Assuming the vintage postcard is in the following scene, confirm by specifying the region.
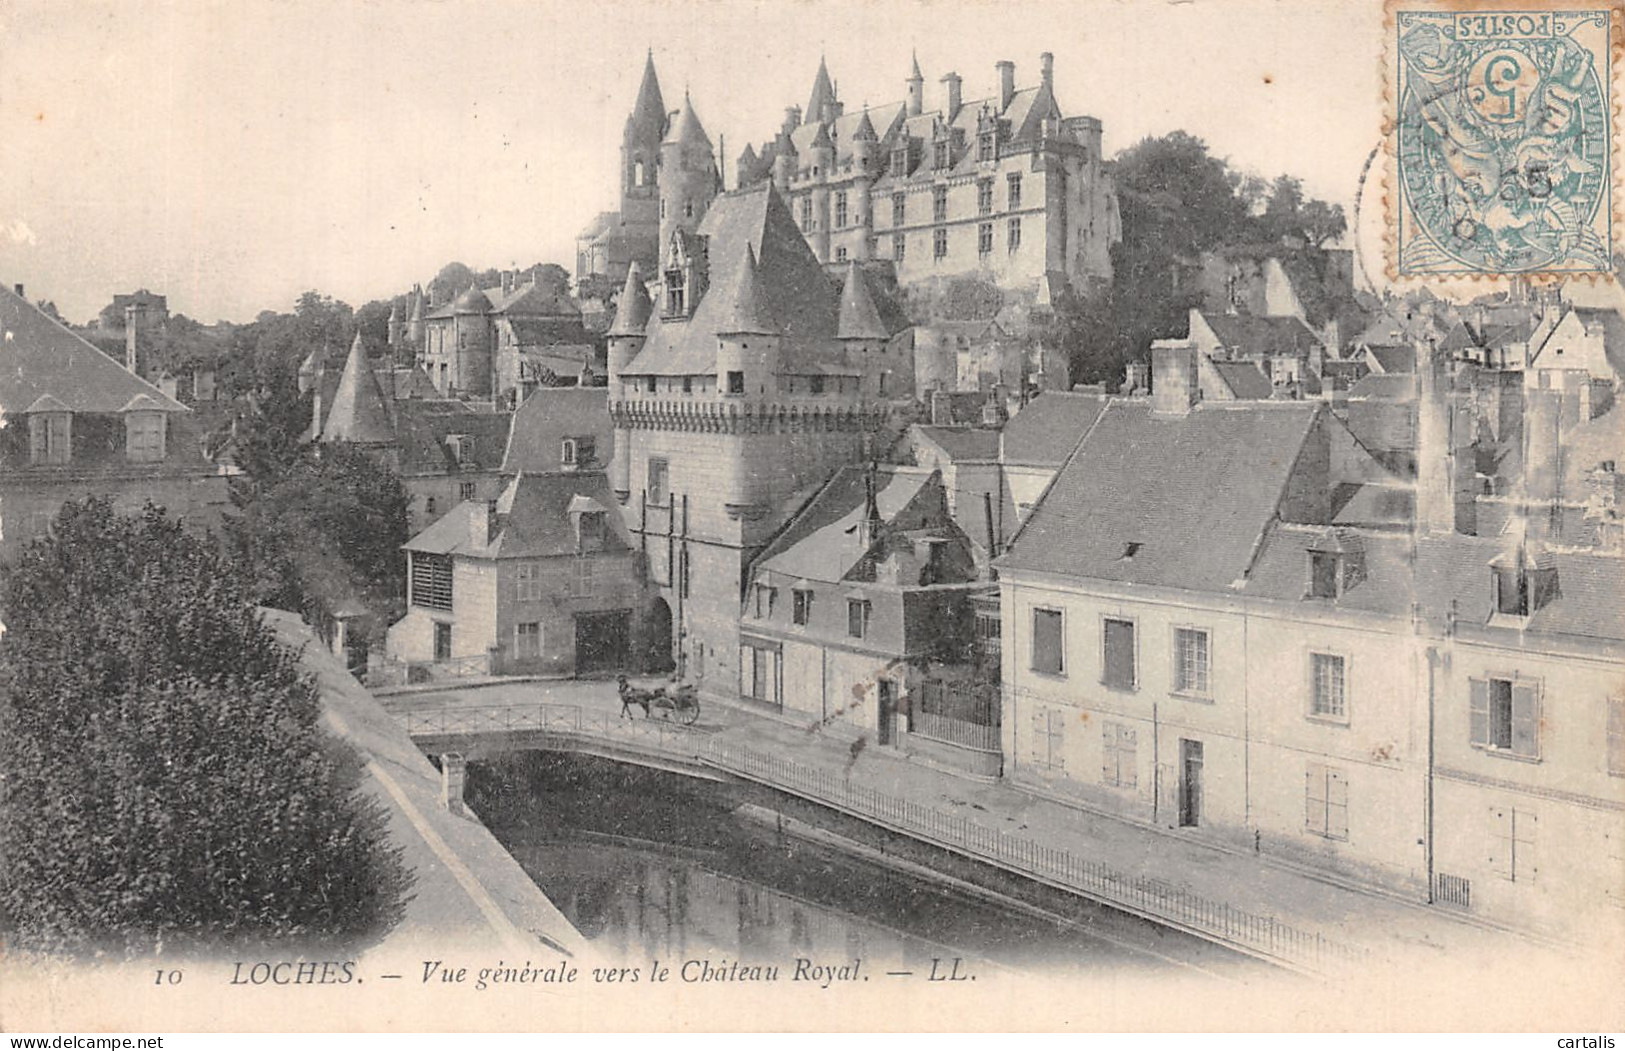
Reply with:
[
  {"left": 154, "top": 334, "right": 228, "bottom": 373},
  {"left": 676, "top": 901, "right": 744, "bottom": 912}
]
[{"left": 1, "top": 0, "right": 1622, "bottom": 1037}]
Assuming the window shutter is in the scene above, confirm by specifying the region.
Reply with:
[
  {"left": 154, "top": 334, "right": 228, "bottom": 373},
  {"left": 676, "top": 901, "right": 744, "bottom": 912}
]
[
  {"left": 1306, "top": 764, "right": 1326, "bottom": 832},
  {"left": 1511, "top": 682, "right": 1540, "bottom": 758},
  {"left": 1049, "top": 709, "right": 1067, "bottom": 770},
  {"left": 1468, "top": 678, "right": 1490, "bottom": 748},
  {"left": 1515, "top": 810, "right": 1538, "bottom": 882},
  {"left": 1327, "top": 769, "right": 1349, "bottom": 839},
  {"left": 1488, "top": 806, "right": 1511, "bottom": 878}
]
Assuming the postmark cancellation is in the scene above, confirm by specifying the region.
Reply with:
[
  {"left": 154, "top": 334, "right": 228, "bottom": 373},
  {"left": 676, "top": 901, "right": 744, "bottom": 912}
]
[{"left": 1388, "top": 1, "right": 1623, "bottom": 280}]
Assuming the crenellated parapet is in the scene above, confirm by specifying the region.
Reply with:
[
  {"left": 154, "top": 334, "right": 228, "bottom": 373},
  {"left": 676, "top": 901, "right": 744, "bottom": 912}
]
[{"left": 609, "top": 396, "right": 890, "bottom": 435}]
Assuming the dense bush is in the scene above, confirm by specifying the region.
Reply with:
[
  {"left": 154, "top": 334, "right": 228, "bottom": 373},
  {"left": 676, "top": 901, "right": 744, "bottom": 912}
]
[{"left": 0, "top": 499, "right": 411, "bottom": 957}]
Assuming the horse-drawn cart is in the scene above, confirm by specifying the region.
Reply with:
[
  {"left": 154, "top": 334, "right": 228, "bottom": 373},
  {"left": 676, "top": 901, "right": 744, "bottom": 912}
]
[{"left": 616, "top": 675, "right": 701, "bottom": 725}]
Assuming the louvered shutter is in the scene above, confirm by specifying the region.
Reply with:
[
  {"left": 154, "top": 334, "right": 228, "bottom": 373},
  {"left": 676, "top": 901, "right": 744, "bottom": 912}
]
[
  {"left": 1511, "top": 682, "right": 1540, "bottom": 758},
  {"left": 1469, "top": 678, "right": 1490, "bottom": 748}
]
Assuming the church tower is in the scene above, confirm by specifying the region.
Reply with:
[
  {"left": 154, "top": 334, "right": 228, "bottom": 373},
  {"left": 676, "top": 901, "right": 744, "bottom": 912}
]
[
  {"left": 622, "top": 50, "right": 667, "bottom": 236},
  {"left": 658, "top": 92, "right": 719, "bottom": 255}
]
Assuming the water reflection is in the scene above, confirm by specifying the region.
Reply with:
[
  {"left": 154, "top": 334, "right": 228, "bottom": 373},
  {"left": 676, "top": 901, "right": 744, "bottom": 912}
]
[{"left": 474, "top": 753, "right": 1212, "bottom": 977}]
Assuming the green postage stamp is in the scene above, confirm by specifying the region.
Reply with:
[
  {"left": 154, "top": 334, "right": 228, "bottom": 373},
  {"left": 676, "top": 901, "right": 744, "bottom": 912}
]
[{"left": 1390, "top": 1, "right": 1622, "bottom": 278}]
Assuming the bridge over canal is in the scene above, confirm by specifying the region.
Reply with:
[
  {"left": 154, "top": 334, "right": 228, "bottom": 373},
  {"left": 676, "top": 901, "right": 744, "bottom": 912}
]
[{"left": 398, "top": 700, "right": 1365, "bottom": 977}]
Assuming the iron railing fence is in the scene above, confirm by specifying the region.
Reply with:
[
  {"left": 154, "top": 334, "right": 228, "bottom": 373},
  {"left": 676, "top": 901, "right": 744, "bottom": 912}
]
[{"left": 400, "top": 701, "right": 1368, "bottom": 973}]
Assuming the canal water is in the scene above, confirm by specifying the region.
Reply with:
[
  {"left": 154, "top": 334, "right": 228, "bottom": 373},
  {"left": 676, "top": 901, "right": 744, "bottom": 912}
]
[{"left": 469, "top": 753, "right": 1225, "bottom": 978}]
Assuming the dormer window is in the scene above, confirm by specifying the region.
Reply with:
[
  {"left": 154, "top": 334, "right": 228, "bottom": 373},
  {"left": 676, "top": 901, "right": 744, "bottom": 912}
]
[
  {"left": 664, "top": 268, "right": 685, "bottom": 317},
  {"left": 561, "top": 436, "right": 596, "bottom": 470},
  {"left": 125, "top": 411, "right": 165, "bottom": 463},
  {"left": 445, "top": 434, "right": 471, "bottom": 464},
  {"left": 28, "top": 410, "right": 71, "bottom": 466},
  {"left": 577, "top": 510, "right": 605, "bottom": 552},
  {"left": 891, "top": 146, "right": 910, "bottom": 176},
  {"left": 1306, "top": 533, "right": 1367, "bottom": 600},
  {"left": 933, "top": 139, "right": 950, "bottom": 169},
  {"left": 1492, "top": 557, "right": 1558, "bottom": 618},
  {"left": 977, "top": 131, "right": 996, "bottom": 162}
]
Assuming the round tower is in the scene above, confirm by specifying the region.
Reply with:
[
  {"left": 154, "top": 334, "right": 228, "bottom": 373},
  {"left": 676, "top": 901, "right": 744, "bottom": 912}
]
[
  {"left": 659, "top": 93, "right": 719, "bottom": 254},
  {"left": 606, "top": 264, "right": 653, "bottom": 500},
  {"left": 451, "top": 283, "right": 493, "bottom": 396},
  {"left": 808, "top": 121, "right": 835, "bottom": 262}
]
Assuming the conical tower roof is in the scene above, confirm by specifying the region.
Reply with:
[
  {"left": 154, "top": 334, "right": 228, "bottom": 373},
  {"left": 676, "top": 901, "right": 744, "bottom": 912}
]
[
  {"left": 837, "top": 261, "right": 888, "bottom": 341},
  {"left": 627, "top": 49, "right": 667, "bottom": 137},
  {"left": 667, "top": 92, "right": 712, "bottom": 150},
  {"left": 853, "top": 109, "right": 878, "bottom": 141},
  {"left": 715, "top": 245, "right": 777, "bottom": 335},
  {"left": 810, "top": 121, "right": 834, "bottom": 150},
  {"left": 408, "top": 289, "right": 423, "bottom": 321},
  {"left": 608, "top": 263, "right": 653, "bottom": 337},
  {"left": 909, "top": 50, "right": 923, "bottom": 81},
  {"left": 321, "top": 331, "right": 396, "bottom": 444},
  {"left": 807, "top": 56, "right": 836, "bottom": 123}
]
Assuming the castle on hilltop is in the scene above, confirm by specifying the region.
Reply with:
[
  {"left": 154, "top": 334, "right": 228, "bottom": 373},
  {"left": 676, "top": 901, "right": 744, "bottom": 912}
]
[{"left": 578, "top": 50, "right": 1121, "bottom": 308}]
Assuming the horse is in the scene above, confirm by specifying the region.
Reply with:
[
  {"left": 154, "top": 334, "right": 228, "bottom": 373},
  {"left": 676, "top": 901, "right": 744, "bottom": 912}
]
[{"left": 616, "top": 674, "right": 655, "bottom": 719}]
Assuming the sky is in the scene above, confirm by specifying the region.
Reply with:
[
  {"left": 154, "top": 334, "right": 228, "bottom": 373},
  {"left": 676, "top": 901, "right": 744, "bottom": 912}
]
[{"left": 0, "top": 0, "right": 1385, "bottom": 325}]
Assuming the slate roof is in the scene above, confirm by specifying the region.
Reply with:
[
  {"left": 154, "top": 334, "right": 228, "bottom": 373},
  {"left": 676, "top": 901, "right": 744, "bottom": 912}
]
[
  {"left": 1367, "top": 345, "right": 1416, "bottom": 374},
  {"left": 914, "top": 425, "right": 1000, "bottom": 462},
  {"left": 500, "top": 386, "right": 613, "bottom": 474},
  {"left": 1242, "top": 523, "right": 1415, "bottom": 615},
  {"left": 395, "top": 403, "right": 512, "bottom": 475},
  {"left": 1415, "top": 536, "right": 1625, "bottom": 642},
  {"left": 999, "top": 390, "right": 1107, "bottom": 466},
  {"left": 1208, "top": 359, "right": 1274, "bottom": 400},
  {"left": 608, "top": 263, "right": 653, "bottom": 336},
  {"left": 997, "top": 401, "right": 1323, "bottom": 591},
  {"left": 1196, "top": 311, "right": 1321, "bottom": 356},
  {"left": 404, "top": 470, "right": 634, "bottom": 560},
  {"left": 319, "top": 334, "right": 396, "bottom": 444},
  {"left": 623, "top": 184, "right": 842, "bottom": 377},
  {"left": 1571, "top": 306, "right": 1625, "bottom": 378},
  {"left": 756, "top": 465, "right": 963, "bottom": 584},
  {"left": 836, "top": 262, "right": 889, "bottom": 340},
  {"left": 501, "top": 316, "right": 593, "bottom": 348},
  {"left": 0, "top": 284, "right": 188, "bottom": 415}
]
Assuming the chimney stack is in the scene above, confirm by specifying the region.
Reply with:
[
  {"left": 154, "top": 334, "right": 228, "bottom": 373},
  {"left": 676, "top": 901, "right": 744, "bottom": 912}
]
[
  {"left": 1524, "top": 387, "right": 1564, "bottom": 512},
  {"left": 471, "top": 499, "right": 500, "bottom": 548},
  {"left": 12, "top": 283, "right": 22, "bottom": 298},
  {"left": 942, "top": 72, "right": 962, "bottom": 121},
  {"left": 1150, "top": 341, "right": 1199, "bottom": 415},
  {"left": 931, "top": 388, "right": 952, "bottom": 426},
  {"left": 784, "top": 106, "right": 802, "bottom": 135},
  {"left": 996, "top": 60, "right": 1016, "bottom": 110},
  {"left": 1040, "top": 52, "right": 1054, "bottom": 89}
]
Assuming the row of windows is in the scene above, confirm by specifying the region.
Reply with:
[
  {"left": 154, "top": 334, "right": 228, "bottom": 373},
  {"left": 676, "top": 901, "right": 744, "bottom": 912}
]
[
  {"left": 515, "top": 553, "right": 598, "bottom": 601},
  {"left": 757, "top": 584, "right": 875, "bottom": 641},
  {"left": 1026, "top": 608, "right": 1625, "bottom": 772},
  {"left": 886, "top": 174, "right": 1022, "bottom": 228},
  {"left": 1030, "top": 609, "right": 1347, "bottom": 721},
  {"left": 900, "top": 219, "right": 1022, "bottom": 263}
]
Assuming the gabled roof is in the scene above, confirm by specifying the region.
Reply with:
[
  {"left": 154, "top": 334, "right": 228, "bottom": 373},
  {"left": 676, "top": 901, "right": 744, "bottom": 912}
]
[
  {"left": 1367, "top": 345, "right": 1416, "bottom": 374},
  {"left": 500, "top": 386, "right": 613, "bottom": 474},
  {"left": 404, "top": 471, "right": 634, "bottom": 559},
  {"left": 836, "top": 262, "right": 888, "bottom": 340},
  {"left": 997, "top": 401, "right": 1323, "bottom": 591},
  {"left": 913, "top": 425, "right": 1000, "bottom": 462},
  {"left": 624, "top": 184, "right": 841, "bottom": 376},
  {"left": 0, "top": 284, "right": 187, "bottom": 415},
  {"left": 320, "top": 333, "right": 396, "bottom": 444},
  {"left": 499, "top": 315, "right": 593, "bottom": 348},
  {"left": 757, "top": 465, "right": 959, "bottom": 584},
  {"left": 999, "top": 390, "right": 1107, "bottom": 467},
  {"left": 394, "top": 402, "right": 511, "bottom": 475},
  {"left": 1208, "top": 359, "right": 1274, "bottom": 400},
  {"left": 1196, "top": 310, "right": 1321, "bottom": 356}
]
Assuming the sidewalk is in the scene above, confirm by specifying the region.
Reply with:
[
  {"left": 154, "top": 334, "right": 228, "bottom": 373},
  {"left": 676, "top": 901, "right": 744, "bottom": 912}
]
[{"left": 382, "top": 675, "right": 1570, "bottom": 967}]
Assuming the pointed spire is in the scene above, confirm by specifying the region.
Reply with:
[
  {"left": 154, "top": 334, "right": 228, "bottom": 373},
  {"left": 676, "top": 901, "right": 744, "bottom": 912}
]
[
  {"left": 608, "top": 263, "right": 653, "bottom": 337},
  {"left": 810, "top": 121, "right": 834, "bottom": 151},
  {"left": 668, "top": 93, "right": 712, "bottom": 150},
  {"left": 628, "top": 48, "right": 666, "bottom": 136},
  {"left": 838, "top": 262, "right": 889, "bottom": 341},
  {"left": 409, "top": 289, "right": 423, "bottom": 321},
  {"left": 321, "top": 331, "right": 395, "bottom": 444},
  {"left": 807, "top": 56, "right": 836, "bottom": 125},
  {"left": 715, "top": 245, "right": 777, "bottom": 335},
  {"left": 388, "top": 300, "right": 401, "bottom": 322},
  {"left": 853, "top": 109, "right": 878, "bottom": 142},
  {"left": 910, "top": 50, "right": 923, "bottom": 81}
]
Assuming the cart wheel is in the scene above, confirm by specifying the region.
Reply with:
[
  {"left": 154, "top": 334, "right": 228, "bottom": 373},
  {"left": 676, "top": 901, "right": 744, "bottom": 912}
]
[{"left": 680, "top": 701, "right": 700, "bottom": 725}]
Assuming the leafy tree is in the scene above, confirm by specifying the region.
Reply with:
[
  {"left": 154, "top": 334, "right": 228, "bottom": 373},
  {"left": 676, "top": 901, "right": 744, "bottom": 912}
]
[
  {"left": 0, "top": 499, "right": 411, "bottom": 957},
  {"left": 428, "top": 262, "right": 476, "bottom": 305},
  {"left": 225, "top": 443, "right": 410, "bottom": 632}
]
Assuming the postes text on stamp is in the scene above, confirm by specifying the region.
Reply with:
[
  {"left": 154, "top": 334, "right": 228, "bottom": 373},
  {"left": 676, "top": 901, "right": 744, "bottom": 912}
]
[{"left": 1391, "top": 4, "right": 1618, "bottom": 278}]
